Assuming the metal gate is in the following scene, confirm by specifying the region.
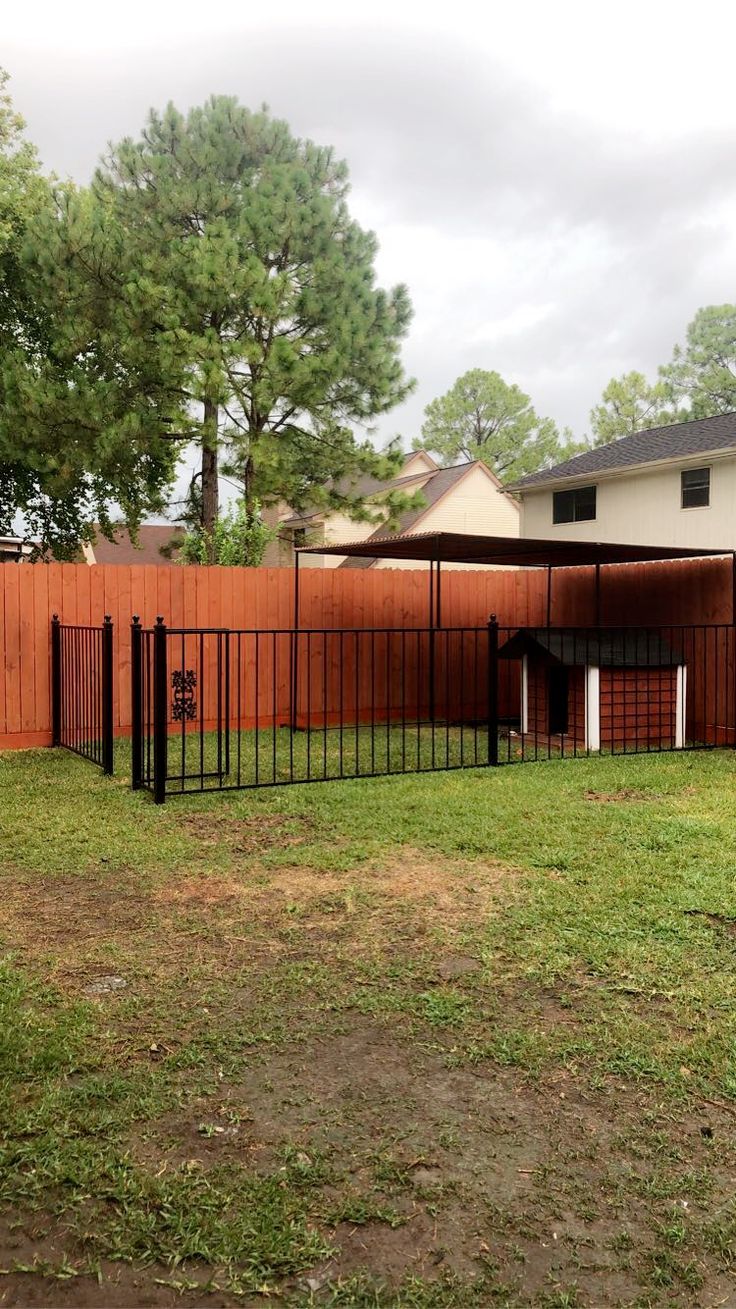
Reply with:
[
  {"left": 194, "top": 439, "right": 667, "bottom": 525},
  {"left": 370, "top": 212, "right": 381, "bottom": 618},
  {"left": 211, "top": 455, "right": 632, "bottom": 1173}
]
[
  {"left": 130, "top": 618, "right": 500, "bottom": 802},
  {"left": 51, "top": 614, "right": 114, "bottom": 773}
]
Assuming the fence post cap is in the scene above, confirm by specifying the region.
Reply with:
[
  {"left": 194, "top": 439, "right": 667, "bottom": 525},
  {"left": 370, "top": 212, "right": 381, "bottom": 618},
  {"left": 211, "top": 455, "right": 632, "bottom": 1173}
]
[
  {"left": 132, "top": 615, "right": 140, "bottom": 625},
  {"left": 52, "top": 613, "right": 59, "bottom": 622},
  {"left": 489, "top": 613, "right": 498, "bottom": 625},
  {"left": 155, "top": 615, "right": 165, "bottom": 626},
  {"left": 103, "top": 614, "right": 112, "bottom": 624}
]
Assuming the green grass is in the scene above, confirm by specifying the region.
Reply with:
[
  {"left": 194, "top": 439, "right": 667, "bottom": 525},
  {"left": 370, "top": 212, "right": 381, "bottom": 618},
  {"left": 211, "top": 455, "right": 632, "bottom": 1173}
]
[{"left": 2, "top": 744, "right": 736, "bottom": 1303}]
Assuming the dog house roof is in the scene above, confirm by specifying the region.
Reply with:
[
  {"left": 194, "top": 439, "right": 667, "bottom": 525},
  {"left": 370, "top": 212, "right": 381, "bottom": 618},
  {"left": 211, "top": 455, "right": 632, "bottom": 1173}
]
[{"left": 498, "top": 628, "right": 684, "bottom": 667}]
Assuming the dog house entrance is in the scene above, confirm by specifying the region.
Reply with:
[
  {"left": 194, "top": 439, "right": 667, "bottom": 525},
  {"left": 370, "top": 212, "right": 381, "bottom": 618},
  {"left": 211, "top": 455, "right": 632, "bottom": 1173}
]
[{"left": 548, "top": 666, "right": 569, "bottom": 735}]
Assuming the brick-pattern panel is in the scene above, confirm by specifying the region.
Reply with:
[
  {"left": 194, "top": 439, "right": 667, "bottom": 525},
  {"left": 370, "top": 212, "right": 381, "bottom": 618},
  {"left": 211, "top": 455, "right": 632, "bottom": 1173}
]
[{"left": 600, "top": 667, "right": 677, "bottom": 747}]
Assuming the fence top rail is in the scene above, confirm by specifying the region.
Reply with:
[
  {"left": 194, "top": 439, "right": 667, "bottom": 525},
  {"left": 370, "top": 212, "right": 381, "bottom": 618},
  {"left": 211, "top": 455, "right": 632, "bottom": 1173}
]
[
  {"left": 139, "top": 621, "right": 736, "bottom": 636},
  {"left": 148, "top": 624, "right": 496, "bottom": 636},
  {"left": 55, "top": 622, "right": 108, "bottom": 633}
]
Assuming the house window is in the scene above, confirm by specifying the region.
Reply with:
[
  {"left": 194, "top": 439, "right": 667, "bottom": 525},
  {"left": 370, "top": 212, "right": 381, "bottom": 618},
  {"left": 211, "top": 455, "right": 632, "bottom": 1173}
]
[
  {"left": 292, "top": 527, "right": 307, "bottom": 548},
  {"left": 681, "top": 467, "right": 710, "bottom": 509},
  {"left": 552, "top": 485, "right": 597, "bottom": 524}
]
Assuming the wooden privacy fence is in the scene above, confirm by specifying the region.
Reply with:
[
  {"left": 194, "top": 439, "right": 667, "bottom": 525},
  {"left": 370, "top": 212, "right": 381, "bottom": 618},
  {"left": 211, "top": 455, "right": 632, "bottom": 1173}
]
[{"left": 1, "top": 555, "right": 735, "bottom": 750}]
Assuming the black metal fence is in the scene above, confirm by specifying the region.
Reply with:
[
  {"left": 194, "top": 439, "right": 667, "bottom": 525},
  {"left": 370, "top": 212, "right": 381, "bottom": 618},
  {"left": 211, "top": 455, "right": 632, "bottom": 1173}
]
[
  {"left": 51, "top": 614, "right": 114, "bottom": 773},
  {"left": 130, "top": 618, "right": 736, "bottom": 802}
]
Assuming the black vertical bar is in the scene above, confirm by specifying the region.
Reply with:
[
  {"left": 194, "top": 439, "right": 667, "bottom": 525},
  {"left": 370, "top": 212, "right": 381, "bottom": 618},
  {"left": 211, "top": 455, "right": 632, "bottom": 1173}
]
[
  {"left": 339, "top": 630, "right": 344, "bottom": 778},
  {"left": 216, "top": 633, "right": 223, "bottom": 781},
  {"left": 323, "top": 632, "right": 328, "bottom": 779},
  {"left": 180, "top": 633, "right": 186, "bottom": 788},
  {"left": 291, "top": 554, "right": 300, "bottom": 731},
  {"left": 255, "top": 632, "right": 260, "bottom": 786},
  {"left": 102, "top": 615, "right": 114, "bottom": 775},
  {"left": 272, "top": 630, "right": 278, "bottom": 783},
  {"left": 444, "top": 630, "right": 450, "bottom": 767},
  {"left": 401, "top": 629, "right": 406, "bottom": 773},
  {"left": 459, "top": 629, "right": 465, "bottom": 766},
  {"left": 306, "top": 631, "right": 312, "bottom": 779},
  {"left": 51, "top": 615, "right": 61, "bottom": 747},
  {"left": 236, "top": 632, "right": 242, "bottom": 787},
  {"left": 199, "top": 633, "right": 205, "bottom": 790},
  {"left": 487, "top": 614, "right": 499, "bottom": 765},
  {"left": 473, "top": 629, "right": 479, "bottom": 765},
  {"left": 355, "top": 631, "right": 360, "bottom": 776},
  {"left": 224, "top": 633, "right": 231, "bottom": 775},
  {"left": 152, "top": 617, "right": 167, "bottom": 804},
  {"left": 371, "top": 629, "right": 376, "bottom": 774},
  {"left": 386, "top": 630, "right": 391, "bottom": 772},
  {"left": 429, "top": 554, "right": 436, "bottom": 728}
]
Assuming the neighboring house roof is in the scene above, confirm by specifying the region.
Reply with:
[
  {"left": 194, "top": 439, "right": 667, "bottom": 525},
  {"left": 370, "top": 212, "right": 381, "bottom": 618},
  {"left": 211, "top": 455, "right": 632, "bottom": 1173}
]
[
  {"left": 283, "top": 470, "right": 434, "bottom": 529},
  {"left": 88, "top": 524, "right": 185, "bottom": 565},
  {"left": 498, "top": 627, "right": 683, "bottom": 667},
  {"left": 338, "top": 460, "right": 505, "bottom": 569},
  {"left": 507, "top": 411, "right": 736, "bottom": 492}
]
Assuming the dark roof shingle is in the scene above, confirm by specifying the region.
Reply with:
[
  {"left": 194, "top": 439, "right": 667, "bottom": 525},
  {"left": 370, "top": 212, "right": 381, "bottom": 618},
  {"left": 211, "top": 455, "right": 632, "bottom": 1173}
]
[
  {"left": 508, "top": 412, "right": 736, "bottom": 491},
  {"left": 91, "top": 524, "right": 184, "bottom": 565},
  {"left": 498, "top": 627, "right": 683, "bottom": 667}
]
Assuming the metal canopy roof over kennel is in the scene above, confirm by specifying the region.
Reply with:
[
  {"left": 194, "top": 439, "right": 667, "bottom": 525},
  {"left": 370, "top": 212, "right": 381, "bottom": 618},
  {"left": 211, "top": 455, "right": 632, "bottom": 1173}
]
[{"left": 295, "top": 530, "right": 734, "bottom": 628}]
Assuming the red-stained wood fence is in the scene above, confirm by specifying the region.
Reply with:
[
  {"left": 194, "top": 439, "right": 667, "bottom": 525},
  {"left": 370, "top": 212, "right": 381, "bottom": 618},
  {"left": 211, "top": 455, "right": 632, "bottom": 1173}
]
[{"left": 1, "top": 556, "right": 735, "bottom": 751}]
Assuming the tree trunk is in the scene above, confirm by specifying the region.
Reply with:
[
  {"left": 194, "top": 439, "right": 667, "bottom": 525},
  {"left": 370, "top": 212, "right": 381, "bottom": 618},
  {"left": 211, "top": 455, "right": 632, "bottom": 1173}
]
[
  {"left": 242, "top": 452, "right": 255, "bottom": 515},
  {"left": 201, "top": 398, "right": 219, "bottom": 563}
]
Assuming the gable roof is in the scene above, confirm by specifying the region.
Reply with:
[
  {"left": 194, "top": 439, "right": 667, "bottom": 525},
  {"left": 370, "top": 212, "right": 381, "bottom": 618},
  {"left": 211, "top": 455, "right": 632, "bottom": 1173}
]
[
  {"left": 498, "top": 627, "right": 683, "bottom": 667},
  {"left": 90, "top": 524, "right": 184, "bottom": 565},
  {"left": 507, "top": 411, "right": 736, "bottom": 491},
  {"left": 337, "top": 461, "right": 499, "bottom": 569}
]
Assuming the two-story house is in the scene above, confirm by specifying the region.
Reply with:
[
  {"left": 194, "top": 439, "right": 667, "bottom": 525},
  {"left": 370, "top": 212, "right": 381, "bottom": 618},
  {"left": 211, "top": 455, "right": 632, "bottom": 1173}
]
[
  {"left": 266, "top": 450, "right": 520, "bottom": 568},
  {"left": 507, "top": 412, "right": 736, "bottom": 548}
]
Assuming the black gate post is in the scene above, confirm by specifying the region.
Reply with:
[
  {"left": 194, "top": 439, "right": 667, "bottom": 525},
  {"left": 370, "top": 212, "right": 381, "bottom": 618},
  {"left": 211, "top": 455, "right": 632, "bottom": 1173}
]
[
  {"left": 51, "top": 614, "right": 61, "bottom": 747},
  {"left": 101, "top": 615, "right": 114, "bottom": 775},
  {"left": 152, "top": 617, "right": 168, "bottom": 804},
  {"left": 487, "top": 614, "right": 499, "bottom": 765},
  {"left": 131, "top": 617, "right": 143, "bottom": 789}
]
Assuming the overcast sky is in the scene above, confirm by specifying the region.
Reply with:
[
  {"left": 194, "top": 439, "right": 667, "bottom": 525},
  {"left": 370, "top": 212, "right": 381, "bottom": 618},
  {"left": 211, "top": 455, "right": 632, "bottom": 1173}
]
[{"left": 5, "top": 0, "right": 736, "bottom": 460}]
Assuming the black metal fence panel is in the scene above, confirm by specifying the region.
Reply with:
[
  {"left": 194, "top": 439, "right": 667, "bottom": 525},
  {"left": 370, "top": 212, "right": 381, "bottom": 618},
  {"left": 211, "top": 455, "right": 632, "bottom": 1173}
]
[
  {"left": 51, "top": 615, "right": 113, "bottom": 772},
  {"left": 131, "top": 619, "right": 736, "bottom": 802}
]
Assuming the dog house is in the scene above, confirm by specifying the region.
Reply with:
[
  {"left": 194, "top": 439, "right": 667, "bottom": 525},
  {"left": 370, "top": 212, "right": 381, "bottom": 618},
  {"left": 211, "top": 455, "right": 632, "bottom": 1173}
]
[{"left": 498, "top": 628, "right": 687, "bottom": 751}]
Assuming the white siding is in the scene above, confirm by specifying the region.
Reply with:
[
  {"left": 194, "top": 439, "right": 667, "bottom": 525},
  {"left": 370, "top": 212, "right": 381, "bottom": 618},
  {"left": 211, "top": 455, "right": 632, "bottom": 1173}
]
[{"left": 520, "top": 454, "right": 736, "bottom": 548}]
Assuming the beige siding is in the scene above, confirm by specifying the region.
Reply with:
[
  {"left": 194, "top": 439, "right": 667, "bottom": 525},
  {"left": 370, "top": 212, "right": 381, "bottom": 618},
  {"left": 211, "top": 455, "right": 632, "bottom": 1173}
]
[
  {"left": 520, "top": 454, "right": 736, "bottom": 549},
  {"left": 401, "top": 450, "right": 437, "bottom": 476},
  {"left": 374, "top": 465, "right": 520, "bottom": 570}
]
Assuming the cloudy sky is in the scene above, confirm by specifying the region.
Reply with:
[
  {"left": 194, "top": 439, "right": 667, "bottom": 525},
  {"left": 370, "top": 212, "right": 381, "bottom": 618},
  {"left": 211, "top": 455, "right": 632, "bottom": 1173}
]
[{"left": 5, "top": 0, "right": 736, "bottom": 456}]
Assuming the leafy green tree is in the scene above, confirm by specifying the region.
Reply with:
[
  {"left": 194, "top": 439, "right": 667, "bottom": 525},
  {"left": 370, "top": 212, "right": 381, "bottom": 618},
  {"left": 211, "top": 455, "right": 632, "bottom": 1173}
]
[
  {"left": 179, "top": 500, "right": 277, "bottom": 566},
  {"left": 2, "top": 93, "right": 413, "bottom": 560},
  {"left": 0, "top": 76, "right": 178, "bottom": 557},
  {"left": 662, "top": 305, "right": 736, "bottom": 416},
  {"left": 589, "top": 371, "right": 676, "bottom": 446},
  {"left": 413, "top": 368, "right": 578, "bottom": 482},
  {"left": 89, "top": 96, "right": 414, "bottom": 559}
]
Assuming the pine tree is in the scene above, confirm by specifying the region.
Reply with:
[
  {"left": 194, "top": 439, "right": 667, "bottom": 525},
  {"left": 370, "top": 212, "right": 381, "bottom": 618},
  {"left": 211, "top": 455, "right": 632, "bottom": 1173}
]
[{"left": 93, "top": 97, "right": 414, "bottom": 558}]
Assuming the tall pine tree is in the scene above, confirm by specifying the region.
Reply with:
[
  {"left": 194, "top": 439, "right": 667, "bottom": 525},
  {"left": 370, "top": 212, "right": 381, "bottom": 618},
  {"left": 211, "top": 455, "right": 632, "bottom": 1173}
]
[{"left": 93, "top": 97, "right": 414, "bottom": 557}]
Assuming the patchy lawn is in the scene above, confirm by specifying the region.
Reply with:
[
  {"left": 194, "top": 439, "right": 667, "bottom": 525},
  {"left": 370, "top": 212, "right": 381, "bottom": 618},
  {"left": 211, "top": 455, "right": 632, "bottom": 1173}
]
[{"left": 1, "top": 746, "right": 736, "bottom": 1306}]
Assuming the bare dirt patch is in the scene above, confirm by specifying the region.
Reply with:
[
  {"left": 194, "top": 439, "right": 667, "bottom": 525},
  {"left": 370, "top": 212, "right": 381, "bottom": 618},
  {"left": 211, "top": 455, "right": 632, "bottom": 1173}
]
[
  {"left": 180, "top": 812, "right": 317, "bottom": 855},
  {"left": 130, "top": 1016, "right": 736, "bottom": 1306}
]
